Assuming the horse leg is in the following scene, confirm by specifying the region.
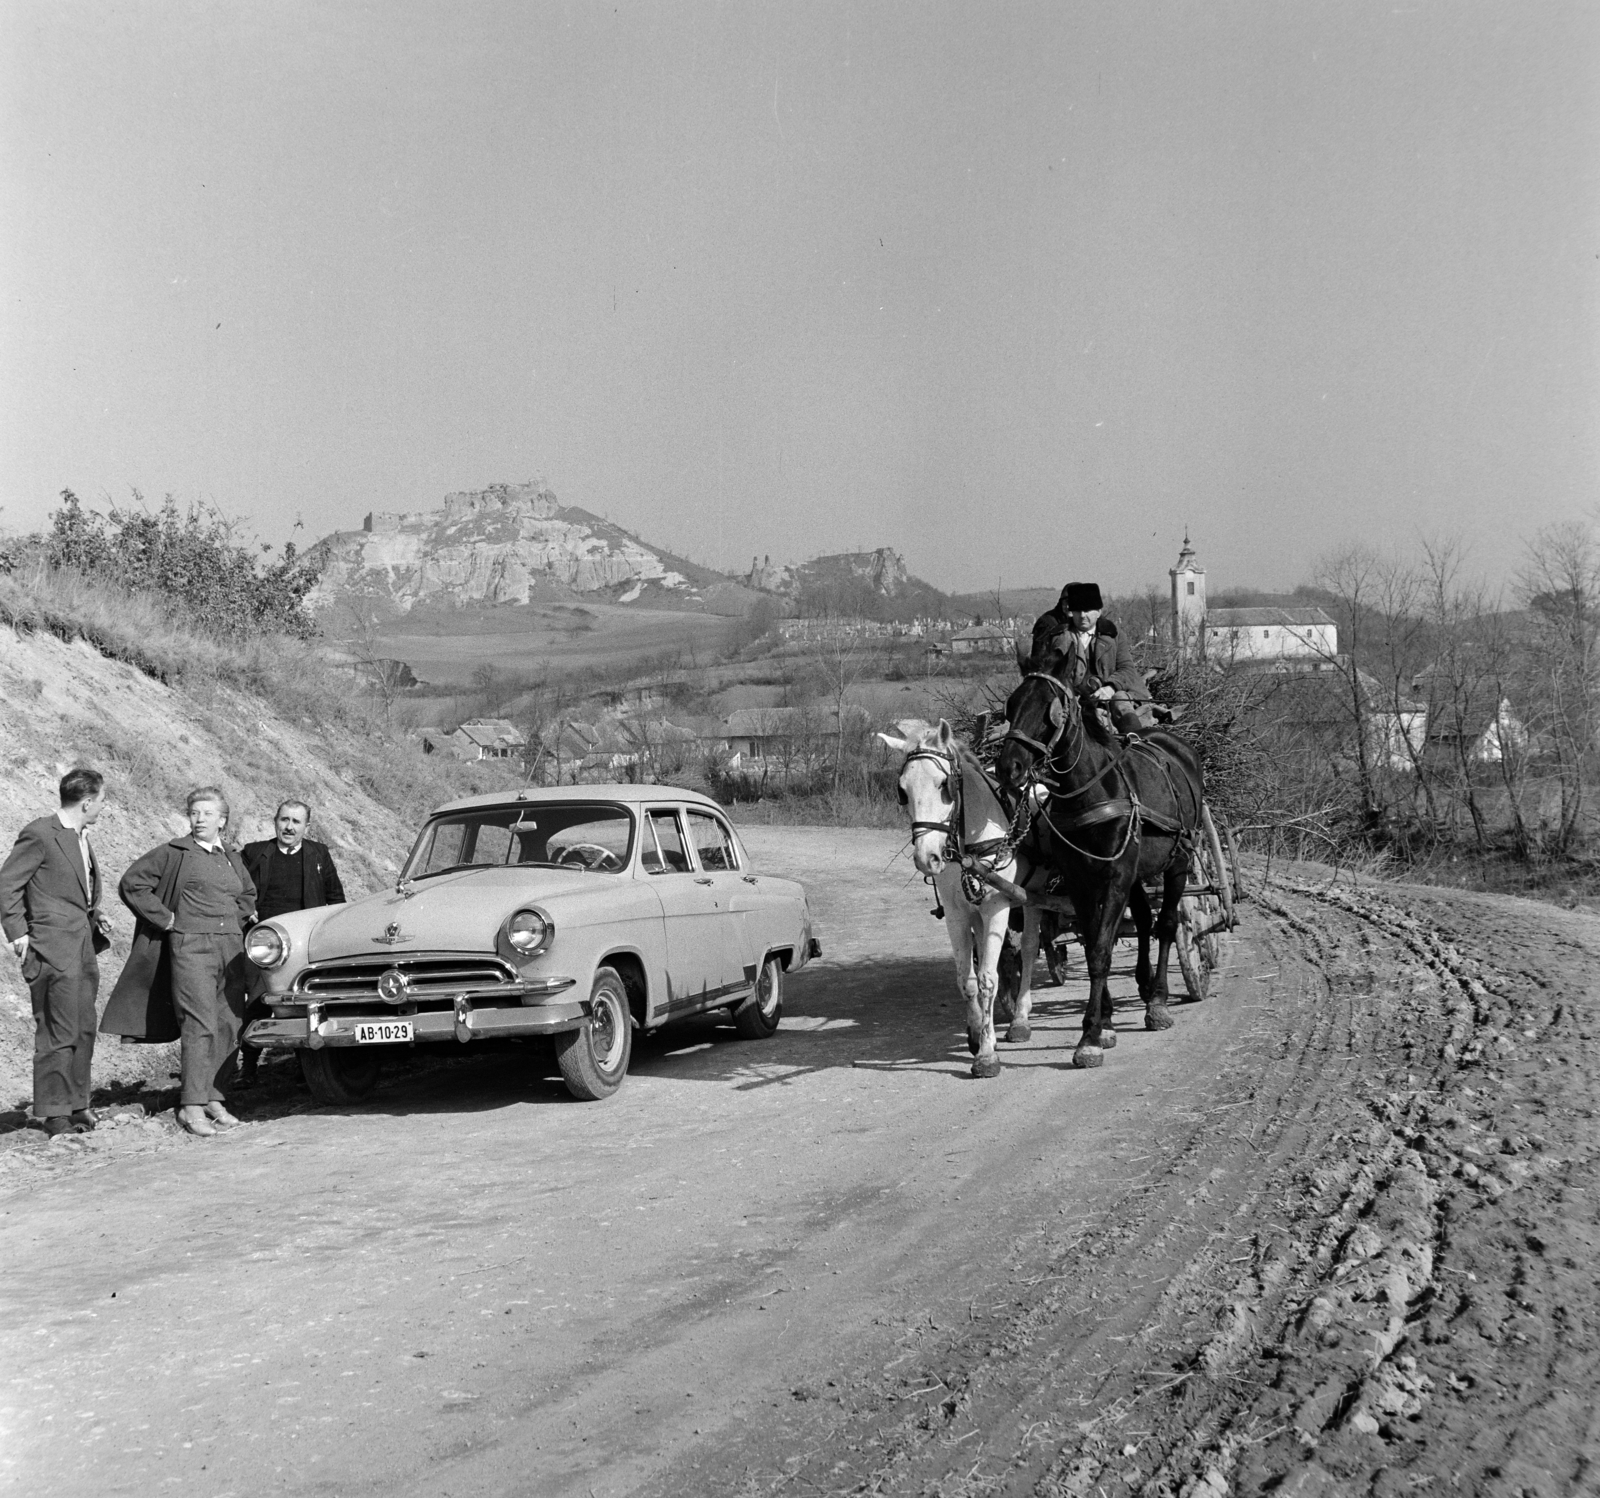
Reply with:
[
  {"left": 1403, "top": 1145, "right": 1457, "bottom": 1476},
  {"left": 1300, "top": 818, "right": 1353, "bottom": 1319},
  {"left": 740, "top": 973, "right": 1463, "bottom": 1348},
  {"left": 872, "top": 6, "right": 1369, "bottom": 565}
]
[
  {"left": 1072, "top": 890, "right": 1122, "bottom": 1069},
  {"left": 1128, "top": 882, "right": 1154, "bottom": 1003},
  {"left": 970, "top": 897, "right": 1008, "bottom": 1079},
  {"left": 1006, "top": 900, "right": 1038, "bottom": 1044},
  {"left": 935, "top": 868, "right": 982, "bottom": 1054},
  {"left": 1147, "top": 860, "right": 1186, "bottom": 1028}
]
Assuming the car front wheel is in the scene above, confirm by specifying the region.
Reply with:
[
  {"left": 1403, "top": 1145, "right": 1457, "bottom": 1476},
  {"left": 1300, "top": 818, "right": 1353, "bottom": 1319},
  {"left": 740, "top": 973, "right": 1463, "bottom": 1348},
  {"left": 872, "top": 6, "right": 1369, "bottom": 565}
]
[
  {"left": 733, "top": 955, "right": 783, "bottom": 1040},
  {"left": 555, "top": 967, "right": 633, "bottom": 1100},
  {"left": 299, "top": 1048, "right": 383, "bottom": 1106}
]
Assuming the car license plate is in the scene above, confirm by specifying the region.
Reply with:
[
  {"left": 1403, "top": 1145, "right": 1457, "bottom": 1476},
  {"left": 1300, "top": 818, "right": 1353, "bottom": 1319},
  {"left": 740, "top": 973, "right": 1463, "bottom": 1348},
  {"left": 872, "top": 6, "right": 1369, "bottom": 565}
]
[{"left": 355, "top": 1020, "right": 413, "bottom": 1045}]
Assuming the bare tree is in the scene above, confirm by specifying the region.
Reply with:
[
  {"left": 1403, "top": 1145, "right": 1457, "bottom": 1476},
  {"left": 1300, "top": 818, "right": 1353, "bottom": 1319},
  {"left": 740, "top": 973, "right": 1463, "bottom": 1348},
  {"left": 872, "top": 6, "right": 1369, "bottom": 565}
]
[
  {"left": 1519, "top": 519, "right": 1600, "bottom": 852},
  {"left": 805, "top": 631, "right": 878, "bottom": 794},
  {"left": 1314, "top": 544, "right": 1384, "bottom": 827}
]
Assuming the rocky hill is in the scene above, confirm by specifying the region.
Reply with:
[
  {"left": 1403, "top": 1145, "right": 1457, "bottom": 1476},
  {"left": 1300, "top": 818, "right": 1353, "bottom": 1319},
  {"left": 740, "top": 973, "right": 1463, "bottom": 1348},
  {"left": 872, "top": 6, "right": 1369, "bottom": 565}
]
[
  {"left": 308, "top": 481, "right": 757, "bottom": 620},
  {"left": 742, "top": 547, "right": 950, "bottom": 622}
]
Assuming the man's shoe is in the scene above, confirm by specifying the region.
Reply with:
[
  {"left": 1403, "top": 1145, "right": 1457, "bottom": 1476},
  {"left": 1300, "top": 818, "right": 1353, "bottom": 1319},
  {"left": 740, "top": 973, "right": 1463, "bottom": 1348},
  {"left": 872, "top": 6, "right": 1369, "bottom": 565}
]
[
  {"left": 204, "top": 1103, "right": 240, "bottom": 1129},
  {"left": 176, "top": 1107, "right": 217, "bottom": 1137},
  {"left": 69, "top": 1108, "right": 97, "bottom": 1131},
  {"left": 42, "top": 1116, "right": 86, "bottom": 1138}
]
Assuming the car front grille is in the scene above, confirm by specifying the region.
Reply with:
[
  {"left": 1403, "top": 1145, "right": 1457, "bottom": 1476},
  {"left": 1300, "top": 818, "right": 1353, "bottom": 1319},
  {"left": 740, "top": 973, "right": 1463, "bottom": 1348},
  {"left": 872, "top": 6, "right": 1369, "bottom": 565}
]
[{"left": 294, "top": 954, "right": 518, "bottom": 1001}]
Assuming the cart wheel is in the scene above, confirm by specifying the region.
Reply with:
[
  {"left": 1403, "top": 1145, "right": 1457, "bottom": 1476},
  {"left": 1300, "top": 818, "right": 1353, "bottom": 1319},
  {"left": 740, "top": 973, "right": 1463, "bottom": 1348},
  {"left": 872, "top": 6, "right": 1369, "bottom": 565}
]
[{"left": 1176, "top": 899, "right": 1211, "bottom": 1001}]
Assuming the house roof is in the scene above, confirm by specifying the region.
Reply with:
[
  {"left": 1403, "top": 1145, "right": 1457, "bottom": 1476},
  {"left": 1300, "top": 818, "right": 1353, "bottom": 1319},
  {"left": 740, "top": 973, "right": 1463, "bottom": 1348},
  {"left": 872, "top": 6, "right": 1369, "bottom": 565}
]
[
  {"left": 1207, "top": 607, "right": 1336, "bottom": 629},
  {"left": 454, "top": 718, "right": 527, "bottom": 749},
  {"left": 1244, "top": 669, "right": 1424, "bottom": 724}
]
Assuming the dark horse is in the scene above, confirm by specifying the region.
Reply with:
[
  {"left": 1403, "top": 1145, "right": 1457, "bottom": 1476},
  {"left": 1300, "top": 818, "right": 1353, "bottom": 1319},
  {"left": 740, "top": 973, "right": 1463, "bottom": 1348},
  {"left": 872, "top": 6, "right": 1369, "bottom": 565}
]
[{"left": 996, "top": 649, "right": 1206, "bottom": 1069}]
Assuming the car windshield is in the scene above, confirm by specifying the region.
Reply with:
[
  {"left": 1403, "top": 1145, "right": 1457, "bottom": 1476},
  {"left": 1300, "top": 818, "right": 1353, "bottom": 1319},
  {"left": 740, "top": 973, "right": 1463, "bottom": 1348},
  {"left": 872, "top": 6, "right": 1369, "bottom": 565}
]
[{"left": 404, "top": 803, "right": 635, "bottom": 879}]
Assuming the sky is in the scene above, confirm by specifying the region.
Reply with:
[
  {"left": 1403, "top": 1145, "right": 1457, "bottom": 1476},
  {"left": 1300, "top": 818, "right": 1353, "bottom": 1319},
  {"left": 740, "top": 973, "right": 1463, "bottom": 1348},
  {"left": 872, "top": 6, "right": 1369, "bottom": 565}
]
[{"left": 2, "top": 1, "right": 1597, "bottom": 596}]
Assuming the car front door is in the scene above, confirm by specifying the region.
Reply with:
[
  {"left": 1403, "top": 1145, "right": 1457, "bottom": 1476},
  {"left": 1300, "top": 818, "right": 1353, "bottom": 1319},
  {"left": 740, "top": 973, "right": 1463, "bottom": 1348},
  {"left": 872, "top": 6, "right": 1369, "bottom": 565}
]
[{"left": 641, "top": 807, "right": 737, "bottom": 1013}]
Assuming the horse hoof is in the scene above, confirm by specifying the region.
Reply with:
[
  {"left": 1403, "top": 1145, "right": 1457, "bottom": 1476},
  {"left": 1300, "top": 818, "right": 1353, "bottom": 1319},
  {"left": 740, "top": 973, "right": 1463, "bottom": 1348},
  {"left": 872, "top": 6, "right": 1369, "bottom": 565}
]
[
  {"left": 1073, "top": 1044, "right": 1104, "bottom": 1069},
  {"left": 1099, "top": 1026, "right": 1117, "bottom": 1049},
  {"left": 966, "top": 1028, "right": 981, "bottom": 1056},
  {"left": 971, "top": 1056, "right": 1002, "bottom": 1079},
  {"left": 1145, "top": 1005, "right": 1174, "bottom": 1032},
  {"left": 1005, "top": 1022, "right": 1032, "bottom": 1045}
]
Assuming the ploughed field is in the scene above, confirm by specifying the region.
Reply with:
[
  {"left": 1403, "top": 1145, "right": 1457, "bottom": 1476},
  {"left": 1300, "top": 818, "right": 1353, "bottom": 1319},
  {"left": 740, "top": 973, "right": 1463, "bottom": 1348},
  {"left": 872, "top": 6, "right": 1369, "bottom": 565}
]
[{"left": 1, "top": 829, "right": 1597, "bottom": 1497}]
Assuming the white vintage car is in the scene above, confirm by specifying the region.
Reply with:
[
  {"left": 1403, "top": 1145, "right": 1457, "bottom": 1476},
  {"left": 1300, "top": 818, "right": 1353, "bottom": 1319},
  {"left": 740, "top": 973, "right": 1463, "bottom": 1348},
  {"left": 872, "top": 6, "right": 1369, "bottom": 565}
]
[{"left": 242, "top": 785, "right": 820, "bottom": 1103}]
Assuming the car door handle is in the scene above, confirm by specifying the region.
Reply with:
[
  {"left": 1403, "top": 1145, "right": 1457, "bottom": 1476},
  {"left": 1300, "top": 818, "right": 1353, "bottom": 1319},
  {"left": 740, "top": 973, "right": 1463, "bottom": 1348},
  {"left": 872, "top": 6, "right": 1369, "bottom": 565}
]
[
  {"left": 742, "top": 876, "right": 758, "bottom": 885},
  {"left": 694, "top": 877, "right": 714, "bottom": 885}
]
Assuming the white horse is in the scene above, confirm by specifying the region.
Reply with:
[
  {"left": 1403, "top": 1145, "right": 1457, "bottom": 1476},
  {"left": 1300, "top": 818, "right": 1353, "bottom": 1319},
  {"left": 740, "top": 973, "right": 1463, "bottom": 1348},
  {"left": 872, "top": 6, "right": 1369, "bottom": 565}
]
[{"left": 880, "top": 719, "right": 1040, "bottom": 1079}]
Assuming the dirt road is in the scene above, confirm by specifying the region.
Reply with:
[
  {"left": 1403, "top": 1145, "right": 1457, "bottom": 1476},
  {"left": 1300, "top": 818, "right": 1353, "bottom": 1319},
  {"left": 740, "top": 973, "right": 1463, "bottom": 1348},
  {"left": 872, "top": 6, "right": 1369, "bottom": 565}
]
[{"left": 2, "top": 830, "right": 1597, "bottom": 1497}]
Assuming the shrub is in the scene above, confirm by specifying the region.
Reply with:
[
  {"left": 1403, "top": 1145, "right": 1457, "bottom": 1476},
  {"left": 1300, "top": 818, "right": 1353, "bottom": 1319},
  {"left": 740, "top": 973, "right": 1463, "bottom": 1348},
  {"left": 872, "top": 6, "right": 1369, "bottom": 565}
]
[{"left": 14, "top": 489, "right": 322, "bottom": 640}]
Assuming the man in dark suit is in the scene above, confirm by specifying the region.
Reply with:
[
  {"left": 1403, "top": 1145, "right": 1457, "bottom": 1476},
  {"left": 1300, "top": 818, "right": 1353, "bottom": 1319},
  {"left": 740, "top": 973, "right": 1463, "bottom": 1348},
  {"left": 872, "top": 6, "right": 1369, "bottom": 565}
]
[
  {"left": 0, "top": 767, "right": 113, "bottom": 1136},
  {"left": 237, "top": 799, "right": 346, "bottom": 1084}
]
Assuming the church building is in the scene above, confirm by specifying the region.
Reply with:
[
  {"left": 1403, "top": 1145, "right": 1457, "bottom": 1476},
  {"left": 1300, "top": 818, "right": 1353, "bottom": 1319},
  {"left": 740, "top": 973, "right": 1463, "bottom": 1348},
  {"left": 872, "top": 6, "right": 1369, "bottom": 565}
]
[{"left": 1169, "top": 536, "right": 1338, "bottom": 668}]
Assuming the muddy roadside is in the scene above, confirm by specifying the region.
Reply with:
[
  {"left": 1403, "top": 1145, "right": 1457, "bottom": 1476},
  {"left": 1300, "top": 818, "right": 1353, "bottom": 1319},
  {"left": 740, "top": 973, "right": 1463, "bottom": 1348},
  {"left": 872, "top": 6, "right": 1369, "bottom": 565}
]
[{"left": 651, "top": 866, "right": 1600, "bottom": 1497}]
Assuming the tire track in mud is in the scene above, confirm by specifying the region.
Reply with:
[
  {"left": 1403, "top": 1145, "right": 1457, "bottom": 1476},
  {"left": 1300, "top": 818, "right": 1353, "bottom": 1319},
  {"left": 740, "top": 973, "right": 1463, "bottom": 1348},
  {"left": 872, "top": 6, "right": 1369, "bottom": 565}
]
[{"left": 649, "top": 874, "right": 1600, "bottom": 1497}]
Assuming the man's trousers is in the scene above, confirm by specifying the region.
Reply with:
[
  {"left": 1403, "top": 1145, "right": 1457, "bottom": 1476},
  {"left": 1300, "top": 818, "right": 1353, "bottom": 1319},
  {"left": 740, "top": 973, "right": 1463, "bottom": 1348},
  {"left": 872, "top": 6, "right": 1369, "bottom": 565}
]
[{"left": 27, "top": 941, "right": 98, "bottom": 1118}]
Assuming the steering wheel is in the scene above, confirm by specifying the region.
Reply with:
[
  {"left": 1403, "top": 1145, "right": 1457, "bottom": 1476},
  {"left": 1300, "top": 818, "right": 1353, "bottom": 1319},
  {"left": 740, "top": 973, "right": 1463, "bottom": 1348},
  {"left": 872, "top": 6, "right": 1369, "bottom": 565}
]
[{"left": 555, "top": 842, "right": 622, "bottom": 871}]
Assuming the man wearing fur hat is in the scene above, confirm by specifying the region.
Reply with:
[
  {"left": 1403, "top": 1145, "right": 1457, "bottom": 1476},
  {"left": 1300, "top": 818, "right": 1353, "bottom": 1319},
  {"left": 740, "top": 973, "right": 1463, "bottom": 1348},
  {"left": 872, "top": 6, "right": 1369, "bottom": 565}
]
[{"left": 1028, "top": 582, "right": 1149, "bottom": 735}]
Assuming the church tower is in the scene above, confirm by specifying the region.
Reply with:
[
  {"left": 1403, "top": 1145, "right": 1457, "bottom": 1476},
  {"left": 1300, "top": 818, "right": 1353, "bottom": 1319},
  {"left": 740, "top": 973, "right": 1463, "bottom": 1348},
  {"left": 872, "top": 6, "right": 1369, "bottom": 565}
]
[{"left": 1170, "top": 533, "right": 1206, "bottom": 660}]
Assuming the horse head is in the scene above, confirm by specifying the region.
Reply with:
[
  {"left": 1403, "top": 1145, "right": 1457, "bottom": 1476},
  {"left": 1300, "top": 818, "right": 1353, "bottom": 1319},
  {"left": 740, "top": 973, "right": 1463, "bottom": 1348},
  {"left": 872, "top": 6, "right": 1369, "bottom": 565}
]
[
  {"left": 878, "top": 718, "right": 960, "bottom": 876},
  {"left": 996, "top": 651, "right": 1079, "bottom": 793}
]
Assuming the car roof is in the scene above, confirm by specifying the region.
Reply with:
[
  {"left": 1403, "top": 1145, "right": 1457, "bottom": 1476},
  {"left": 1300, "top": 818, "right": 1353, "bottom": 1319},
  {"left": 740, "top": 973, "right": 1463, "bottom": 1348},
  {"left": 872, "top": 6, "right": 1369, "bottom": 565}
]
[{"left": 428, "top": 783, "right": 728, "bottom": 817}]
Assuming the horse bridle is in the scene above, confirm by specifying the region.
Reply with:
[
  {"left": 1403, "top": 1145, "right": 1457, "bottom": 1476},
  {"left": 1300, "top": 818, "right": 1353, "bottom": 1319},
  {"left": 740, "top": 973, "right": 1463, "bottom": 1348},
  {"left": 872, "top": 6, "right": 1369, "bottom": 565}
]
[
  {"left": 1004, "top": 671, "right": 1102, "bottom": 790},
  {"left": 898, "top": 747, "right": 962, "bottom": 841}
]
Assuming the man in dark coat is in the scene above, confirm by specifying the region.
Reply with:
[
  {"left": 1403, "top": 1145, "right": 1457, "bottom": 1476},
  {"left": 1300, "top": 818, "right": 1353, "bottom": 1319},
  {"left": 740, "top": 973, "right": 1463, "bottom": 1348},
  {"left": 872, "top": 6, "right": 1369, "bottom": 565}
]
[
  {"left": 237, "top": 799, "right": 345, "bottom": 1084},
  {"left": 1029, "top": 582, "right": 1149, "bottom": 734},
  {"left": 0, "top": 767, "right": 113, "bottom": 1136}
]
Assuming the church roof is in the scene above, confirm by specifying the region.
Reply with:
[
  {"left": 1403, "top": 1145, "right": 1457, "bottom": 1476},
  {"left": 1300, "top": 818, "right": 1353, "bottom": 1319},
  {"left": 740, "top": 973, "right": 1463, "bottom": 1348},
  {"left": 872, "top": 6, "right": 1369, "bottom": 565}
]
[{"left": 1207, "top": 606, "right": 1335, "bottom": 628}]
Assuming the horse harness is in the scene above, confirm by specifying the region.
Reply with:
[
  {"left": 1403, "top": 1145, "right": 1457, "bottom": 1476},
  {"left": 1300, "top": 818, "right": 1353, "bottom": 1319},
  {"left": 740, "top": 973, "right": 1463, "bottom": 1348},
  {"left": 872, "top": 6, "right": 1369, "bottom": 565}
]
[
  {"left": 1004, "top": 672, "right": 1197, "bottom": 866},
  {"left": 899, "top": 746, "right": 1029, "bottom": 912}
]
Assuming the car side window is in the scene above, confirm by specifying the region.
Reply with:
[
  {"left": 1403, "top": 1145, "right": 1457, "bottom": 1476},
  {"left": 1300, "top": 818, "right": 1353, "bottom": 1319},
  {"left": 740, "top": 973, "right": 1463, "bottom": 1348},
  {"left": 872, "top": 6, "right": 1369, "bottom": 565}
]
[
  {"left": 686, "top": 810, "right": 739, "bottom": 871},
  {"left": 644, "top": 811, "right": 690, "bottom": 875}
]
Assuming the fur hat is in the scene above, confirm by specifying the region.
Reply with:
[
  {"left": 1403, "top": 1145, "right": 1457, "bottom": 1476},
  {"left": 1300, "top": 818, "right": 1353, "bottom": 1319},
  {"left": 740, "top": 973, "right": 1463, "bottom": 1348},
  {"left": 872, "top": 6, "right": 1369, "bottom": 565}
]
[{"left": 1062, "top": 581, "right": 1103, "bottom": 612}]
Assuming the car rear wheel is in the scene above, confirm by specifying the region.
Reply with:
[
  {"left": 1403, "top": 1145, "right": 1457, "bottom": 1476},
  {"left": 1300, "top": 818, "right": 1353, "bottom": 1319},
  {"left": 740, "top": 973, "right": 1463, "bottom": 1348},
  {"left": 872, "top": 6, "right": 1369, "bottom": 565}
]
[
  {"left": 299, "top": 1048, "right": 383, "bottom": 1106},
  {"left": 733, "top": 955, "right": 783, "bottom": 1040},
  {"left": 555, "top": 968, "right": 632, "bottom": 1100}
]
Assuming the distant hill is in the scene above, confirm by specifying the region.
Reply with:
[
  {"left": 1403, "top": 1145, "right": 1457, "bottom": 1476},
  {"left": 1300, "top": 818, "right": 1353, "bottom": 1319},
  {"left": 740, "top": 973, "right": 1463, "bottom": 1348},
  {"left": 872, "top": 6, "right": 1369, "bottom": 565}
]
[
  {"left": 308, "top": 481, "right": 760, "bottom": 621},
  {"left": 742, "top": 547, "right": 951, "bottom": 622}
]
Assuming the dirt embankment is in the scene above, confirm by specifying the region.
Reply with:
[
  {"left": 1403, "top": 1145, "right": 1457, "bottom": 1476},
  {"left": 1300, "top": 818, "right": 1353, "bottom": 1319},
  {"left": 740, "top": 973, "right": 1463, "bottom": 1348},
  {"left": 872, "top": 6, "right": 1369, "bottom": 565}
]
[{"left": 0, "top": 623, "right": 508, "bottom": 1106}]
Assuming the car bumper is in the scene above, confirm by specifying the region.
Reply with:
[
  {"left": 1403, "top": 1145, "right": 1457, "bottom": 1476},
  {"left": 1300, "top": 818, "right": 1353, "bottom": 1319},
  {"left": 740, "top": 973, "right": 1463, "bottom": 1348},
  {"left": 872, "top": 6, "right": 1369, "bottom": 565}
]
[{"left": 244, "top": 992, "right": 593, "bottom": 1050}]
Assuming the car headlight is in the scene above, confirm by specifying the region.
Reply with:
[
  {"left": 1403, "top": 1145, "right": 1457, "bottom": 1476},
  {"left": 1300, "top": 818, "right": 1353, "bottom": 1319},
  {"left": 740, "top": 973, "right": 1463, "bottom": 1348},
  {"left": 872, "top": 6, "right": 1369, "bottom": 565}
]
[
  {"left": 246, "top": 922, "right": 290, "bottom": 969},
  {"left": 506, "top": 907, "right": 553, "bottom": 956}
]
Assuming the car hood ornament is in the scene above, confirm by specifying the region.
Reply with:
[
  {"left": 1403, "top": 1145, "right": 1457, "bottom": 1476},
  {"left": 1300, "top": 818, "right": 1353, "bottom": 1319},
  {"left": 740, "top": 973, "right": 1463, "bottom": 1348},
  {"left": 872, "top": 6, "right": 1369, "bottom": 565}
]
[{"left": 372, "top": 920, "right": 414, "bottom": 946}]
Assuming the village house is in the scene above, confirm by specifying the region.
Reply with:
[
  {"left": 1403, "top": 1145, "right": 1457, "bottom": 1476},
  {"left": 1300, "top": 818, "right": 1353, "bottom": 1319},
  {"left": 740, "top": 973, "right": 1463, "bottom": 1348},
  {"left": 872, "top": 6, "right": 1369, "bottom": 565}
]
[
  {"left": 722, "top": 704, "right": 870, "bottom": 768},
  {"left": 1408, "top": 671, "right": 1530, "bottom": 768},
  {"left": 950, "top": 621, "right": 1017, "bottom": 657},
  {"left": 448, "top": 718, "right": 527, "bottom": 761},
  {"left": 1246, "top": 670, "right": 1427, "bottom": 772}
]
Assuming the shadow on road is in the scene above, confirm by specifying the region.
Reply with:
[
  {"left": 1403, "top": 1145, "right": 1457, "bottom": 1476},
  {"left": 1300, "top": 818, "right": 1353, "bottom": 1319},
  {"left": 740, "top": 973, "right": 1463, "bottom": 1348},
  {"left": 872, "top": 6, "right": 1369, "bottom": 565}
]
[{"left": 222, "top": 949, "right": 1186, "bottom": 1120}]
